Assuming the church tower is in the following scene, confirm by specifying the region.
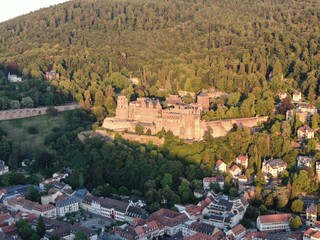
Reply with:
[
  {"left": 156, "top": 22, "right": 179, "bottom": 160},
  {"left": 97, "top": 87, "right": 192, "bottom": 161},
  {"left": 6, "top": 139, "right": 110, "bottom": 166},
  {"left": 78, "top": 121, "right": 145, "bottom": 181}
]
[
  {"left": 116, "top": 95, "right": 129, "bottom": 120},
  {"left": 306, "top": 203, "right": 317, "bottom": 227}
]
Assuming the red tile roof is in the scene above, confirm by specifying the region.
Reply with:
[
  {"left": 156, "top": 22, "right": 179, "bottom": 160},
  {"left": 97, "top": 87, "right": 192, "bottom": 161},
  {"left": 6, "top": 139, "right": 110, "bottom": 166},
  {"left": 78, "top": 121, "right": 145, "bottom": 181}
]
[
  {"left": 258, "top": 213, "right": 292, "bottom": 224},
  {"left": 216, "top": 160, "right": 225, "bottom": 166},
  {"left": 231, "top": 224, "right": 246, "bottom": 236}
]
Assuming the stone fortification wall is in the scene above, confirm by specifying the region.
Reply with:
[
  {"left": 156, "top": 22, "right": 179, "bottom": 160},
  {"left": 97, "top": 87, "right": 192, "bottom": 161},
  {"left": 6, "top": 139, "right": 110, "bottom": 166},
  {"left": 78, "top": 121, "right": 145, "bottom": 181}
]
[
  {"left": 0, "top": 104, "right": 80, "bottom": 121},
  {"left": 201, "top": 116, "right": 268, "bottom": 139}
]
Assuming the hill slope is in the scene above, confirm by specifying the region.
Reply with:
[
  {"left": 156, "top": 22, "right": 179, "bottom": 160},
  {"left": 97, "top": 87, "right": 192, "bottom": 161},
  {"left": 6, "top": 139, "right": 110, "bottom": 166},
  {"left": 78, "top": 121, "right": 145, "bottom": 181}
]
[{"left": 0, "top": 0, "right": 320, "bottom": 106}]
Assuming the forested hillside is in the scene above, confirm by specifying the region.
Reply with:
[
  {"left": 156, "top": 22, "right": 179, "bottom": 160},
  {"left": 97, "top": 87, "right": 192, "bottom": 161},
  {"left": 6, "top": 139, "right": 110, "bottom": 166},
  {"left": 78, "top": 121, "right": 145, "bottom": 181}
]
[{"left": 0, "top": 0, "right": 320, "bottom": 117}]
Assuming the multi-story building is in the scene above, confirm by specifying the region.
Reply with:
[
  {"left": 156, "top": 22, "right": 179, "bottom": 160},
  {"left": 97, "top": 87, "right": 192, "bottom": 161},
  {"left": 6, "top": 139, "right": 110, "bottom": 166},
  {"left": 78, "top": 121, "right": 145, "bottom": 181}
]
[
  {"left": 292, "top": 90, "right": 302, "bottom": 102},
  {"left": 56, "top": 198, "right": 79, "bottom": 217},
  {"left": 286, "top": 103, "right": 317, "bottom": 123},
  {"left": 303, "top": 228, "right": 320, "bottom": 240},
  {"left": 297, "top": 156, "right": 314, "bottom": 168},
  {"left": 306, "top": 203, "right": 317, "bottom": 227},
  {"left": 149, "top": 209, "right": 188, "bottom": 236},
  {"left": 230, "top": 165, "right": 242, "bottom": 178},
  {"left": 4, "top": 196, "right": 56, "bottom": 218},
  {"left": 7, "top": 73, "right": 22, "bottom": 82},
  {"left": 226, "top": 224, "right": 246, "bottom": 240},
  {"left": 202, "top": 175, "right": 224, "bottom": 190},
  {"left": 262, "top": 159, "right": 287, "bottom": 177},
  {"left": 201, "top": 193, "right": 249, "bottom": 228},
  {"left": 236, "top": 155, "right": 248, "bottom": 169},
  {"left": 215, "top": 160, "right": 227, "bottom": 172},
  {"left": 298, "top": 125, "right": 315, "bottom": 139},
  {"left": 182, "top": 221, "right": 221, "bottom": 237},
  {"left": 256, "top": 213, "right": 292, "bottom": 232}
]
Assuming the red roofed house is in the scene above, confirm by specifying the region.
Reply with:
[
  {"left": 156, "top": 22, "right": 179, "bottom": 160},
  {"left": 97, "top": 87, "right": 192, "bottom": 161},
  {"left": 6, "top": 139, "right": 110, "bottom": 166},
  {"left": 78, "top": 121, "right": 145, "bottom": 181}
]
[
  {"left": 297, "top": 125, "right": 314, "bottom": 139},
  {"left": 257, "top": 213, "right": 292, "bottom": 232},
  {"left": 236, "top": 155, "right": 248, "bottom": 169},
  {"left": 215, "top": 160, "right": 227, "bottom": 172},
  {"left": 230, "top": 165, "right": 241, "bottom": 178},
  {"left": 149, "top": 208, "right": 188, "bottom": 236},
  {"left": 304, "top": 228, "right": 320, "bottom": 240},
  {"left": 185, "top": 232, "right": 224, "bottom": 240},
  {"left": 203, "top": 175, "right": 224, "bottom": 190},
  {"left": 226, "top": 224, "right": 246, "bottom": 240}
]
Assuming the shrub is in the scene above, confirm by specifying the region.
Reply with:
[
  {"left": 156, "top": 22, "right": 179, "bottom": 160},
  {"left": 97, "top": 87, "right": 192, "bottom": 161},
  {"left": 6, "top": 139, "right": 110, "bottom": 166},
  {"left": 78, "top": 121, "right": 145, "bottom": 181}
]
[{"left": 27, "top": 126, "right": 38, "bottom": 134}]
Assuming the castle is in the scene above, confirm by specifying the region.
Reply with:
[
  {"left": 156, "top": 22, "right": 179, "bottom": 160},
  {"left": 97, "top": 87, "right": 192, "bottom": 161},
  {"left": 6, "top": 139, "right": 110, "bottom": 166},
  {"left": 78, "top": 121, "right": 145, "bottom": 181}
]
[{"left": 102, "top": 94, "right": 267, "bottom": 141}]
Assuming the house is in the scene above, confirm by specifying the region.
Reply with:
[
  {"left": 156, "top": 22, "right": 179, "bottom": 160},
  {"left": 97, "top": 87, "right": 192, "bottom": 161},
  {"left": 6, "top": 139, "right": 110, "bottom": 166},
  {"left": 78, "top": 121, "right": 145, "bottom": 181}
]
[
  {"left": 55, "top": 198, "right": 79, "bottom": 217},
  {"left": 304, "top": 228, "right": 320, "bottom": 240},
  {"left": 111, "top": 220, "right": 164, "bottom": 240},
  {"left": 182, "top": 221, "right": 221, "bottom": 237},
  {"left": 262, "top": 159, "right": 287, "bottom": 177},
  {"left": 256, "top": 213, "right": 292, "bottom": 232},
  {"left": 306, "top": 203, "right": 317, "bottom": 227},
  {"left": 297, "top": 156, "right": 314, "bottom": 168},
  {"left": 202, "top": 193, "right": 249, "bottom": 228},
  {"left": 278, "top": 92, "right": 288, "bottom": 100},
  {"left": 236, "top": 155, "right": 248, "bottom": 169},
  {"left": 298, "top": 125, "right": 315, "bottom": 139},
  {"left": 45, "top": 70, "right": 59, "bottom": 80},
  {"left": 4, "top": 196, "right": 56, "bottom": 218},
  {"left": 203, "top": 175, "right": 224, "bottom": 190},
  {"left": 238, "top": 175, "right": 248, "bottom": 184},
  {"left": 215, "top": 160, "right": 227, "bottom": 172},
  {"left": 149, "top": 208, "right": 188, "bottom": 236},
  {"left": 41, "top": 189, "right": 64, "bottom": 205},
  {"left": 124, "top": 206, "right": 149, "bottom": 222},
  {"left": 293, "top": 90, "right": 302, "bottom": 102},
  {"left": 226, "top": 224, "right": 246, "bottom": 240},
  {"left": 185, "top": 232, "right": 224, "bottom": 240},
  {"left": 100, "top": 197, "right": 130, "bottom": 221},
  {"left": 7, "top": 73, "right": 22, "bottom": 82},
  {"left": 286, "top": 103, "right": 317, "bottom": 122},
  {"left": 0, "top": 160, "right": 9, "bottom": 176},
  {"left": 230, "top": 165, "right": 242, "bottom": 178}
]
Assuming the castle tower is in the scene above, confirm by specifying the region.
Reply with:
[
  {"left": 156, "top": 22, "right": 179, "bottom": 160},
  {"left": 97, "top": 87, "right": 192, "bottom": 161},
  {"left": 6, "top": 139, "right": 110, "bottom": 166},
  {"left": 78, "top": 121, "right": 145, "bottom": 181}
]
[
  {"left": 197, "top": 93, "right": 210, "bottom": 112},
  {"left": 116, "top": 95, "right": 129, "bottom": 120},
  {"left": 306, "top": 203, "right": 317, "bottom": 227}
]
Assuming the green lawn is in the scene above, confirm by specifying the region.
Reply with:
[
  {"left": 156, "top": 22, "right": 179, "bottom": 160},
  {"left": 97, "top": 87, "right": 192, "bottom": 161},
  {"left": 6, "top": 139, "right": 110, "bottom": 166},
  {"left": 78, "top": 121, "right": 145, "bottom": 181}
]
[{"left": 0, "top": 112, "right": 69, "bottom": 156}]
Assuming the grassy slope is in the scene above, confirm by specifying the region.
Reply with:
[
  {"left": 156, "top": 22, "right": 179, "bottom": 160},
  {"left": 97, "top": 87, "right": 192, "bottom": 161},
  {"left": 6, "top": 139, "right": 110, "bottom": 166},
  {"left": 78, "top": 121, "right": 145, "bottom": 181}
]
[{"left": 0, "top": 112, "right": 69, "bottom": 156}]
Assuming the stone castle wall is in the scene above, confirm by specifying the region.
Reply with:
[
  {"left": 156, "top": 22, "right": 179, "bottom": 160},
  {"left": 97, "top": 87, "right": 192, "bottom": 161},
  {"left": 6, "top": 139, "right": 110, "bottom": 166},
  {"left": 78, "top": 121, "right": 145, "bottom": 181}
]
[{"left": 0, "top": 104, "right": 80, "bottom": 121}]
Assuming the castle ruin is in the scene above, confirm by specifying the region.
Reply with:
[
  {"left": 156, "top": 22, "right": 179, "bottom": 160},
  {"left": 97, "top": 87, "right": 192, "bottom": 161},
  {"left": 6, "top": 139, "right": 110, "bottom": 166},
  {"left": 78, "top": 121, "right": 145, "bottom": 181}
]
[{"left": 102, "top": 94, "right": 267, "bottom": 141}]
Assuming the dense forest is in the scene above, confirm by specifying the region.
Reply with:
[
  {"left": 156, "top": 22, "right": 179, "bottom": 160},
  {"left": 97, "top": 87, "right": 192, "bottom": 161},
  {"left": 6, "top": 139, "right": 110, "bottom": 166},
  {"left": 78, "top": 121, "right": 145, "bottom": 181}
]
[{"left": 0, "top": 0, "right": 320, "bottom": 119}]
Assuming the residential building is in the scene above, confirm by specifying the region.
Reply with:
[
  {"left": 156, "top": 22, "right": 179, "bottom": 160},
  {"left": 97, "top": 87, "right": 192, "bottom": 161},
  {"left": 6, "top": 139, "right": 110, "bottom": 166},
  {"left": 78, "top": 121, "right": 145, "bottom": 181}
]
[
  {"left": 286, "top": 103, "right": 317, "bottom": 122},
  {"left": 202, "top": 175, "right": 224, "bottom": 190},
  {"left": 149, "top": 208, "right": 188, "bottom": 235},
  {"left": 230, "top": 165, "right": 241, "bottom": 178},
  {"left": 215, "top": 160, "right": 227, "bottom": 172},
  {"left": 262, "top": 159, "right": 287, "bottom": 177},
  {"left": 56, "top": 198, "right": 79, "bottom": 217},
  {"left": 293, "top": 90, "right": 302, "bottom": 102},
  {"left": 7, "top": 73, "right": 22, "bottom": 82},
  {"left": 236, "top": 155, "right": 248, "bottom": 169},
  {"left": 256, "top": 213, "right": 292, "bottom": 232},
  {"left": 41, "top": 188, "right": 64, "bottom": 205},
  {"left": 182, "top": 221, "right": 221, "bottom": 237},
  {"left": 185, "top": 231, "right": 224, "bottom": 240},
  {"left": 238, "top": 175, "right": 248, "bottom": 184},
  {"left": 306, "top": 203, "right": 317, "bottom": 227},
  {"left": 124, "top": 206, "right": 149, "bottom": 222},
  {"left": 202, "top": 193, "right": 249, "bottom": 228},
  {"left": 4, "top": 196, "right": 56, "bottom": 218},
  {"left": 111, "top": 220, "right": 164, "bottom": 240},
  {"left": 45, "top": 70, "right": 59, "bottom": 80},
  {"left": 226, "top": 224, "right": 246, "bottom": 240},
  {"left": 0, "top": 160, "right": 9, "bottom": 176},
  {"left": 304, "top": 228, "right": 320, "bottom": 240},
  {"left": 298, "top": 125, "right": 315, "bottom": 139},
  {"left": 297, "top": 156, "right": 314, "bottom": 168}
]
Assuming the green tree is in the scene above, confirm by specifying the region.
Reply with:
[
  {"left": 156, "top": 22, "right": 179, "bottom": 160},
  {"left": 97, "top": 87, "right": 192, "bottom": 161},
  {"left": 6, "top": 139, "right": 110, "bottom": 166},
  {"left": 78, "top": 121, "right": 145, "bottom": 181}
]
[
  {"left": 74, "top": 231, "right": 90, "bottom": 240},
  {"left": 16, "top": 219, "right": 38, "bottom": 240},
  {"left": 135, "top": 124, "right": 144, "bottom": 135},
  {"left": 291, "top": 199, "right": 304, "bottom": 213},
  {"left": 289, "top": 216, "right": 302, "bottom": 230},
  {"left": 36, "top": 216, "right": 46, "bottom": 237}
]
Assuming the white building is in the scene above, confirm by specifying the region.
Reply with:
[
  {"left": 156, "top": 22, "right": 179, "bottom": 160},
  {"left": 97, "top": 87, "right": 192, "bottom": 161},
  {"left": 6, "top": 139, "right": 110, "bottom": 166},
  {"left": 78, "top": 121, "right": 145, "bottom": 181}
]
[
  {"left": 256, "top": 213, "right": 292, "bottom": 232},
  {"left": 298, "top": 125, "right": 315, "bottom": 139},
  {"left": 226, "top": 224, "right": 246, "bottom": 240},
  {"left": 293, "top": 90, "right": 302, "bottom": 102},
  {"left": 182, "top": 221, "right": 220, "bottom": 237},
  {"left": 230, "top": 165, "right": 242, "bottom": 178},
  {"left": 56, "top": 198, "right": 79, "bottom": 217},
  {"left": 297, "top": 156, "right": 314, "bottom": 168},
  {"left": 306, "top": 203, "right": 317, "bottom": 227},
  {"left": 215, "top": 160, "right": 227, "bottom": 172},
  {"left": 203, "top": 175, "right": 224, "bottom": 190},
  {"left": 235, "top": 155, "right": 248, "bottom": 169},
  {"left": 262, "top": 159, "right": 287, "bottom": 177},
  {"left": 0, "top": 160, "right": 9, "bottom": 175},
  {"left": 202, "top": 193, "right": 249, "bottom": 228},
  {"left": 8, "top": 72, "right": 22, "bottom": 82}
]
